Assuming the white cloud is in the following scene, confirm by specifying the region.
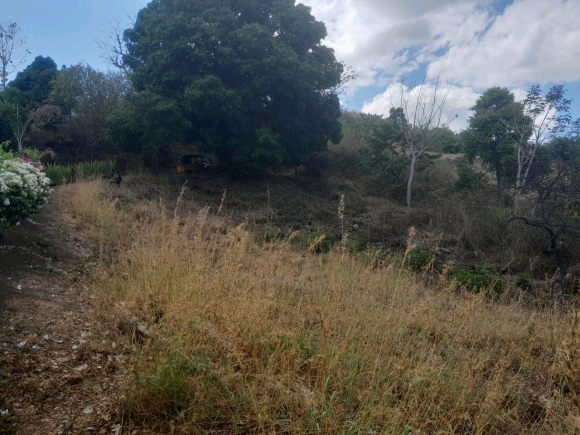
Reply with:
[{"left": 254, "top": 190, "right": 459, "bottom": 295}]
[
  {"left": 301, "top": 0, "right": 493, "bottom": 93},
  {"left": 301, "top": 0, "right": 580, "bottom": 98},
  {"left": 427, "top": 0, "right": 580, "bottom": 88},
  {"left": 360, "top": 82, "right": 482, "bottom": 131}
]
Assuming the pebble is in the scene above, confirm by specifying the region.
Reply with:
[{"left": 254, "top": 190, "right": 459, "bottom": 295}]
[
  {"left": 83, "top": 407, "right": 93, "bottom": 414},
  {"left": 17, "top": 341, "right": 27, "bottom": 348},
  {"left": 0, "top": 409, "right": 9, "bottom": 417}
]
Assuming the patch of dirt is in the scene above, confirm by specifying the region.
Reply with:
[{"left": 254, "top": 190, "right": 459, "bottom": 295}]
[{"left": 0, "top": 198, "right": 130, "bottom": 435}]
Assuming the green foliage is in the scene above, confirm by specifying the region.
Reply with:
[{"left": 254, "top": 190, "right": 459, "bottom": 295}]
[
  {"left": 49, "top": 63, "right": 129, "bottom": 151},
  {"left": 452, "top": 266, "right": 505, "bottom": 293},
  {"left": 407, "top": 249, "right": 432, "bottom": 271},
  {"left": 132, "top": 351, "right": 210, "bottom": 419},
  {"left": 346, "top": 239, "right": 365, "bottom": 253},
  {"left": 0, "top": 157, "right": 52, "bottom": 231},
  {"left": 428, "top": 127, "right": 462, "bottom": 154},
  {"left": 119, "top": 0, "right": 344, "bottom": 174},
  {"left": 44, "top": 160, "right": 116, "bottom": 185},
  {"left": 0, "top": 140, "right": 12, "bottom": 160},
  {"left": 23, "top": 147, "right": 41, "bottom": 161},
  {"left": 516, "top": 273, "right": 533, "bottom": 291},
  {"left": 4, "top": 56, "right": 57, "bottom": 110},
  {"left": 301, "top": 230, "right": 336, "bottom": 253},
  {"left": 462, "top": 87, "right": 531, "bottom": 193},
  {"left": 455, "top": 162, "right": 485, "bottom": 191}
]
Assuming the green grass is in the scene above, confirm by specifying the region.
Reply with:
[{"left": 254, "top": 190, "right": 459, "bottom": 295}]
[{"left": 44, "top": 160, "right": 116, "bottom": 185}]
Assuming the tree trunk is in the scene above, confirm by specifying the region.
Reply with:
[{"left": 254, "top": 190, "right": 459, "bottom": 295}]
[
  {"left": 514, "top": 145, "right": 523, "bottom": 212},
  {"left": 406, "top": 153, "right": 417, "bottom": 207}
]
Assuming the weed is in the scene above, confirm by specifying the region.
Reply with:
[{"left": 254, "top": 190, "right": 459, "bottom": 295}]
[
  {"left": 516, "top": 273, "right": 534, "bottom": 291},
  {"left": 452, "top": 265, "right": 506, "bottom": 293},
  {"left": 56, "top": 178, "right": 577, "bottom": 434}
]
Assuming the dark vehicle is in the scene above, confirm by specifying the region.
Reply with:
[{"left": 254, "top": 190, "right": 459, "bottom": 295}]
[{"left": 177, "top": 154, "right": 212, "bottom": 174}]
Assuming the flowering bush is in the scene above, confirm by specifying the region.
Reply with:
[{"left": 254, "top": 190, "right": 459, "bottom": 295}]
[{"left": 0, "top": 157, "right": 53, "bottom": 232}]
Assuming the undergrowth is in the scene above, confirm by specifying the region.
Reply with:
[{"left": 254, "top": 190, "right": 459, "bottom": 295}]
[{"left": 56, "top": 178, "right": 580, "bottom": 434}]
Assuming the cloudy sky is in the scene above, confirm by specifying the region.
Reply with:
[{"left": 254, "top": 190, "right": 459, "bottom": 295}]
[{"left": 2, "top": 0, "right": 579, "bottom": 131}]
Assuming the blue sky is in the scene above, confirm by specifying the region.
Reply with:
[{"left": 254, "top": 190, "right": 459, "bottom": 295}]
[{"left": 2, "top": 0, "right": 579, "bottom": 131}]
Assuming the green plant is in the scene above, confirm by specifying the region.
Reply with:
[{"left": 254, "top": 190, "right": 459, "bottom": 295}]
[
  {"left": 455, "top": 163, "right": 485, "bottom": 191},
  {"left": 0, "top": 140, "right": 12, "bottom": 161},
  {"left": 302, "top": 230, "right": 336, "bottom": 254},
  {"left": 44, "top": 160, "right": 116, "bottom": 185},
  {"left": 516, "top": 273, "right": 533, "bottom": 291},
  {"left": 407, "top": 248, "right": 437, "bottom": 271},
  {"left": 452, "top": 265, "right": 505, "bottom": 293},
  {"left": 23, "top": 147, "right": 41, "bottom": 161},
  {"left": 0, "top": 157, "right": 52, "bottom": 232}
]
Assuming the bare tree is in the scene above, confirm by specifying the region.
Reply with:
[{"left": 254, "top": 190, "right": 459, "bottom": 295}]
[
  {"left": 97, "top": 18, "right": 133, "bottom": 77},
  {"left": 510, "top": 85, "right": 572, "bottom": 213},
  {"left": 0, "top": 22, "right": 30, "bottom": 92},
  {"left": 14, "top": 104, "right": 60, "bottom": 152},
  {"left": 389, "top": 78, "right": 455, "bottom": 207}
]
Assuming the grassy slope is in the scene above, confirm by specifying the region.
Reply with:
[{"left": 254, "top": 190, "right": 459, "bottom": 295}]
[{"left": 55, "top": 177, "right": 580, "bottom": 434}]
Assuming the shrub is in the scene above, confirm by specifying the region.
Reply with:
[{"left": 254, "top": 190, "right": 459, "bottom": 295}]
[
  {"left": 455, "top": 163, "right": 485, "bottom": 191},
  {"left": 407, "top": 248, "right": 440, "bottom": 271},
  {"left": 516, "top": 273, "right": 533, "bottom": 291},
  {"left": 302, "top": 230, "right": 336, "bottom": 254},
  {"left": 0, "top": 157, "right": 52, "bottom": 232},
  {"left": 452, "top": 265, "right": 505, "bottom": 293}
]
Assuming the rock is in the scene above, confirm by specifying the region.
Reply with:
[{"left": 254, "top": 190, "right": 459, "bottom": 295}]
[
  {"left": 0, "top": 409, "right": 9, "bottom": 417},
  {"left": 83, "top": 407, "right": 93, "bottom": 414}
]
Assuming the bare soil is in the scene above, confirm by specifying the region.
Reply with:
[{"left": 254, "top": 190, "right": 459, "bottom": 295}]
[{"left": 0, "top": 197, "right": 129, "bottom": 435}]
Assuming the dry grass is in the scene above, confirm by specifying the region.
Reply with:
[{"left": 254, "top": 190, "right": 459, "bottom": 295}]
[{"left": 56, "top": 178, "right": 580, "bottom": 434}]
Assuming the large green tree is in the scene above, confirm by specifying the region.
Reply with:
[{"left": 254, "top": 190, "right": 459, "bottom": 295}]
[
  {"left": 462, "top": 87, "right": 531, "bottom": 200},
  {"left": 117, "top": 0, "right": 343, "bottom": 174},
  {"left": 4, "top": 56, "right": 58, "bottom": 109},
  {"left": 49, "top": 63, "right": 129, "bottom": 150}
]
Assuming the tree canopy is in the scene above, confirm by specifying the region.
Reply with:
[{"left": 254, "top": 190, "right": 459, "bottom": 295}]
[
  {"left": 462, "top": 87, "right": 531, "bottom": 199},
  {"left": 114, "top": 0, "right": 344, "bottom": 173},
  {"left": 5, "top": 56, "right": 58, "bottom": 109}
]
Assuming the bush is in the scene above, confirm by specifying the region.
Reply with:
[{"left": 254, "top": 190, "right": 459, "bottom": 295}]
[
  {"left": 407, "top": 248, "right": 434, "bottom": 271},
  {"left": 455, "top": 163, "right": 485, "bottom": 191},
  {"left": 0, "top": 157, "right": 52, "bottom": 232},
  {"left": 302, "top": 230, "right": 336, "bottom": 254},
  {"left": 516, "top": 273, "right": 533, "bottom": 291},
  {"left": 452, "top": 265, "right": 505, "bottom": 293}
]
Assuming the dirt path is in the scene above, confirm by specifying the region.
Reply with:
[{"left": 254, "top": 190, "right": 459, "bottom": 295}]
[{"left": 0, "top": 199, "right": 129, "bottom": 435}]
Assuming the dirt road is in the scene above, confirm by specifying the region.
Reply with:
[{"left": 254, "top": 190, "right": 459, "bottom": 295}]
[{"left": 0, "top": 200, "right": 129, "bottom": 435}]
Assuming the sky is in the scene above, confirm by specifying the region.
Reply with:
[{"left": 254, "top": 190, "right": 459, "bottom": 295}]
[{"left": 1, "top": 0, "right": 579, "bottom": 131}]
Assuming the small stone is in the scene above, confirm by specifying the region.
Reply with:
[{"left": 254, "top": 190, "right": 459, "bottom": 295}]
[
  {"left": 43, "top": 335, "right": 49, "bottom": 341},
  {"left": 72, "top": 345, "right": 78, "bottom": 350},
  {"left": 56, "top": 358, "right": 69, "bottom": 363},
  {"left": 16, "top": 285, "right": 21, "bottom": 290},
  {"left": 17, "top": 341, "right": 27, "bottom": 348},
  {"left": 83, "top": 407, "right": 93, "bottom": 414},
  {"left": 31, "top": 345, "right": 39, "bottom": 350},
  {"left": 0, "top": 409, "right": 9, "bottom": 417},
  {"left": 111, "top": 342, "right": 116, "bottom": 349}
]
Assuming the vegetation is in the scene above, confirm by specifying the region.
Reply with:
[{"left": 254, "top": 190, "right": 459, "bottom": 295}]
[
  {"left": 0, "top": 141, "right": 52, "bottom": 233},
  {"left": 56, "top": 178, "right": 580, "bottom": 434},
  {"left": 1, "top": 8, "right": 580, "bottom": 435},
  {"left": 44, "top": 159, "right": 116, "bottom": 185}
]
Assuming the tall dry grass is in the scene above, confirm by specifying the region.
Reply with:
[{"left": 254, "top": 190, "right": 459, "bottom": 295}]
[{"left": 57, "top": 178, "right": 580, "bottom": 434}]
